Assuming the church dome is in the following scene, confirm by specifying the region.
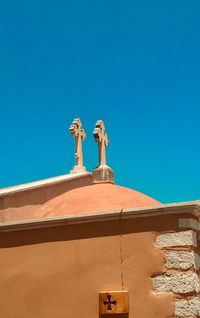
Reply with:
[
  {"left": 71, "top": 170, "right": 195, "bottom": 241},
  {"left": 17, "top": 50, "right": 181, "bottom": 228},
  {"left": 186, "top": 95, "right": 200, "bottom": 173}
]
[{"left": 35, "top": 183, "right": 161, "bottom": 218}]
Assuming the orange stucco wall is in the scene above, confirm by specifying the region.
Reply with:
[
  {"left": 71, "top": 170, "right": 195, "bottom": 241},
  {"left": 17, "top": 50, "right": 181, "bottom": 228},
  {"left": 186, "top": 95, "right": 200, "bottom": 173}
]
[
  {"left": 0, "top": 174, "right": 92, "bottom": 222},
  {"left": 0, "top": 214, "right": 179, "bottom": 318}
]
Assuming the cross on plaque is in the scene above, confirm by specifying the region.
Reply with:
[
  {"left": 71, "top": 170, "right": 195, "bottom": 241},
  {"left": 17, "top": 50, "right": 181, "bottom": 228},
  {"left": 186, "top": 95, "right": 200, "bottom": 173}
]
[
  {"left": 99, "top": 291, "right": 128, "bottom": 315},
  {"left": 103, "top": 294, "right": 117, "bottom": 311},
  {"left": 93, "top": 120, "right": 108, "bottom": 166},
  {"left": 69, "top": 118, "right": 86, "bottom": 173}
]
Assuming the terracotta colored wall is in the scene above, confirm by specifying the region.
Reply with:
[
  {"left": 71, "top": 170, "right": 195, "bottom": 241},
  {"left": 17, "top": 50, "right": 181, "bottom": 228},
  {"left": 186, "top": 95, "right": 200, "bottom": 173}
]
[
  {"left": 0, "top": 215, "right": 178, "bottom": 318},
  {"left": 0, "top": 174, "right": 92, "bottom": 222}
]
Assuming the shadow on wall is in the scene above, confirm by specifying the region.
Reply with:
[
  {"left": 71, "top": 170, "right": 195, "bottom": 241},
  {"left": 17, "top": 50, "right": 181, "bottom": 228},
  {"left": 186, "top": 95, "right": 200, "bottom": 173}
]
[{"left": 0, "top": 213, "right": 180, "bottom": 248}]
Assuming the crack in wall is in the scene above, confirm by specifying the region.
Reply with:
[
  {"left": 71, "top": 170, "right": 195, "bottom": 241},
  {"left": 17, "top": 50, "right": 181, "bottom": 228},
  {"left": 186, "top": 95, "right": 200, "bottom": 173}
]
[{"left": 119, "top": 208, "right": 124, "bottom": 290}]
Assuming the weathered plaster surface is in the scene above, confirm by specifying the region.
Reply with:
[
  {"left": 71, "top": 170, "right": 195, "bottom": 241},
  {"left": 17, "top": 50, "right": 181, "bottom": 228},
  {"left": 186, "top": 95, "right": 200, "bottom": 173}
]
[
  {"left": 0, "top": 215, "right": 175, "bottom": 318},
  {"left": 0, "top": 197, "right": 200, "bottom": 317}
]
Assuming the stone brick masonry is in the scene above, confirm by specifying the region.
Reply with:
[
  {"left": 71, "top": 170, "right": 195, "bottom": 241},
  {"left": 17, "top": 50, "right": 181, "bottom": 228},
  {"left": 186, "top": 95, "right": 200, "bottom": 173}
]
[
  {"left": 154, "top": 222, "right": 200, "bottom": 318},
  {"left": 155, "top": 230, "right": 197, "bottom": 248}
]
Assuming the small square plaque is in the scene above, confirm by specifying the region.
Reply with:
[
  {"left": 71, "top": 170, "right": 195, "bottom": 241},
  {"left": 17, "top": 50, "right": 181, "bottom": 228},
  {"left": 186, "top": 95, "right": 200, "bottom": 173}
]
[{"left": 99, "top": 291, "right": 129, "bottom": 315}]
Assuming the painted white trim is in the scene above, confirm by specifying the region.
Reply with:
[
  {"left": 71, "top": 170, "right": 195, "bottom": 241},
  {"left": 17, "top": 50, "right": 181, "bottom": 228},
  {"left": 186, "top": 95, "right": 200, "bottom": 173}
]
[{"left": 0, "top": 172, "right": 91, "bottom": 197}]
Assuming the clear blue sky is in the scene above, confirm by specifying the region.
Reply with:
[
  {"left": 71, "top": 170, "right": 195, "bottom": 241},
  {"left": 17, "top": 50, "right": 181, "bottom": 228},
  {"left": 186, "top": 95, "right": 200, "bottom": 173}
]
[{"left": 1, "top": 0, "right": 200, "bottom": 204}]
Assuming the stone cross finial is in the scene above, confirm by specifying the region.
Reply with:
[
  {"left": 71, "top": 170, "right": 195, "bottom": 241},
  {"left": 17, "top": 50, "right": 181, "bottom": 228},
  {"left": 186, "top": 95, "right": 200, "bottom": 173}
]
[
  {"left": 92, "top": 120, "right": 114, "bottom": 183},
  {"left": 93, "top": 120, "right": 108, "bottom": 166},
  {"left": 69, "top": 118, "right": 86, "bottom": 173}
]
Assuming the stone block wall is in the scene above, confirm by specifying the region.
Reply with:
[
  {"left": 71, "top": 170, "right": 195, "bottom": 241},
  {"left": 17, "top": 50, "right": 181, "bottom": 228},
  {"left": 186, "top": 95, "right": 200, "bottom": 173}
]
[{"left": 153, "top": 218, "right": 200, "bottom": 317}]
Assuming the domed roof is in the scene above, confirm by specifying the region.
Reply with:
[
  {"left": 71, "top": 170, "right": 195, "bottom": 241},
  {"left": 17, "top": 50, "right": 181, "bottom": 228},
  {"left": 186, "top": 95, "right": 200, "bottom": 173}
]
[{"left": 35, "top": 183, "right": 161, "bottom": 218}]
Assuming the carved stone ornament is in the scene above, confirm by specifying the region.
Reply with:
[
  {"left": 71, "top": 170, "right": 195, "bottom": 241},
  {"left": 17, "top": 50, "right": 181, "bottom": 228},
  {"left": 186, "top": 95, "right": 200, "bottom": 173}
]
[
  {"left": 92, "top": 120, "right": 114, "bottom": 183},
  {"left": 69, "top": 118, "right": 86, "bottom": 174}
]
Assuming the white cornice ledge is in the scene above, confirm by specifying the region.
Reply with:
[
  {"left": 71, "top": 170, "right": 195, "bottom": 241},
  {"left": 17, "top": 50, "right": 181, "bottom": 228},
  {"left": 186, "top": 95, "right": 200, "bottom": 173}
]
[
  {"left": 0, "top": 172, "right": 91, "bottom": 197},
  {"left": 0, "top": 201, "right": 200, "bottom": 233}
]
